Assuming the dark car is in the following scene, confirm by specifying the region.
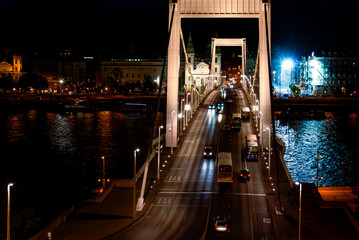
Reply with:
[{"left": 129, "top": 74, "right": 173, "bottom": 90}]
[
  {"left": 239, "top": 169, "right": 251, "bottom": 180},
  {"left": 223, "top": 124, "right": 231, "bottom": 131},
  {"left": 204, "top": 146, "right": 213, "bottom": 158},
  {"left": 214, "top": 216, "right": 229, "bottom": 232},
  {"left": 209, "top": 104, "right": 215, "bottom": 109}
]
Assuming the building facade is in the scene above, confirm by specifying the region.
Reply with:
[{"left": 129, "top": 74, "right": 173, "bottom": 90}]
[
  {"left": 299, "top": 53, "right": 359, "bottom": 96},
  {"left": 184, "top": 33, "right": 221, "bottom": 92},
  {"left": 0, "top": 54, "right": 23, "bottom": 81},
  {"left": 100, "top": 58, "right": 164, "bottom": 88}
]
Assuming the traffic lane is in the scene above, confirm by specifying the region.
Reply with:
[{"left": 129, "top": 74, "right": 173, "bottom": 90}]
[
  {"left": 147, "top": 89, "right": 220, "bottom": 239},
  {"left": 104, "top": 90, "right": 221, "bottom": 240}
]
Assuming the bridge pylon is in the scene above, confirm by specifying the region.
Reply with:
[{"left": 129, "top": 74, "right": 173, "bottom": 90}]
[{"left": 166, "top": 0, "right": 272, "bottom": 149}]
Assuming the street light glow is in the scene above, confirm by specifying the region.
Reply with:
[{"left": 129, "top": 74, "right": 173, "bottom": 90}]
[{"left": 281, "top": 58, "right": 294, "bottom": 70}]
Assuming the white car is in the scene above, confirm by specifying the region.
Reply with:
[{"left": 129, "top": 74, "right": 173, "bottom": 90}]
[{"left": 214, "top": 216, "right": 229, "bottom": 232}]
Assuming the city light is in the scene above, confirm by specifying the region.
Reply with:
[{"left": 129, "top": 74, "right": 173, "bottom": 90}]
[{"left": 281, "top": 59, "right": 294, "bottom": 70}]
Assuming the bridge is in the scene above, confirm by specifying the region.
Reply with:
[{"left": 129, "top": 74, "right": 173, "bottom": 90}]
[{"left": 44, "top": 1, "right": 359, "bottom": 239}]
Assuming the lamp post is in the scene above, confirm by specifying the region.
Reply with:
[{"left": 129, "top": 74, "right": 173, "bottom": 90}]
[
  {"left": 259, "top": 111, "right": 263, "bottom": 152},
  {"left": 255, "top": 99, "right": 259, "bottom": 129},
  {"left": 295, "top": 181, "right": 302, "bottom": 240},
  {"left": 316, "top": 153, "right": 322, "bottom": 188},
  {"left": 7, "top": 183, "right": 14, "bottom": 240},
  {"left": 157, "top": 126, "right": 163, "bottom": 180},
  {"left": 267, "top": 127, "right": 271, "bottom": 179},
  {"left": 191, "top": 88, "right": 194, "bottom": 117},
  {"left": 181, "top": 99, "right": 184, "bottom": 133},
  {"left": 101, "top": 156, "right": 106, "bottom": 189},
  {"left": 133, "top": 148, "right": 139, "bottom": 217},
  {"left": 171, "top": 110, "right": 175, "bottom": 154},
  {"left": 186, "top": 93, "right": 190, "bottom": 126}
]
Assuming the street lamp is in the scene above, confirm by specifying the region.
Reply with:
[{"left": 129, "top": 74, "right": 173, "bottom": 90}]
[
  {"left": 267, "top": 127, "right": 271, "bottom": 179},
  {"left": 295, "top": 181, "right": 303, "bottom": 240},
  {"left": 133, "top": 148, "right": 139, "bottom": 217},
  {"left": 101, "top": 156, "right": 106, "bottom": 189},
  {"left": 186, "top": 92, "right": 190, "bottom": 126},
  {"left": 259, "top": 111, "right": 263, "bottom": 152},
  {"left": 181, "top": 99, "right": 185, "bottom": 133},
  {"left": 316, "top": 153, "right": 322, "bottom": 188},
  {"left": 7, "top": 183, "right": 14, "bottom": 240},
  {"left": 157, "top": 126, "right": 163, "bottom": 180},
  {"left": 171, "top": 110, "right": 175, "bottom": 154}
]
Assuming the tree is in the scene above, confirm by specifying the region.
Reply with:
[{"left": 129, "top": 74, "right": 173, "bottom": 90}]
[
  {"left": 18, "top": 73, "right": 48, "bottom": 93},
  {"left": 289, "top": 83, "right": 301, "bottom": 97},
  {"left": 0, "top": 73, "right": 15, "bottom": 92},
  {"left": 143, "top": 75, "right": 155, "bottom": 93}
]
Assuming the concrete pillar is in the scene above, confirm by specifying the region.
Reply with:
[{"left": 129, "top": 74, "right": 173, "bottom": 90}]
[
  {"left": 211, "top": 38, "right": 216, "bottom": 76},
  {"left": 242, "top": 39, "right": 246, "bottom": 77},
  {"left": 166, "top": 3, "right": 180, "bottom": 148},
  {"left": 259, "top": 3, "right": 271, "bottom": 148}
]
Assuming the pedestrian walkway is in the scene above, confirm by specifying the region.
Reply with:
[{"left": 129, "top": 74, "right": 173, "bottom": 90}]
[
  {"left": 51, "top": 146, "right": 176, "bottom": 240},
  {"left": 262, "top": 151, "right": 359, "bottom": 240}
]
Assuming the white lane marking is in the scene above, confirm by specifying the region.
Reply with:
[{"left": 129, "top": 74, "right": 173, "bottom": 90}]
[{"left": 158, "top": 191, "right": 266, "bottom": 196}]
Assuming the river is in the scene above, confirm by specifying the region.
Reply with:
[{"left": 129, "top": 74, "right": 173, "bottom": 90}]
[{"left": 275, "top": 112, "right": 359, "bottom": 187}]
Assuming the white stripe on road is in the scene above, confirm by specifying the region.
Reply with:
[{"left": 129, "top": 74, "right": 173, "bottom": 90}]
[{"left": 158, "top": 191, "right": 266, "bottom": 197}]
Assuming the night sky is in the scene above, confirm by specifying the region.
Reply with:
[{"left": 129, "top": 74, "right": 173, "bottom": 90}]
[{"left": 1, "top": 0, "right": 358, "bottom": 58}]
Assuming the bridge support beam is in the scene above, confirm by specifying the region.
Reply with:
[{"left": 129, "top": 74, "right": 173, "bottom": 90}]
[
  {"left": 166, "top": 3, "right": 180, "bottom": 149},
  {"left": 259, "top": 2, "right": 271, "bottom": 148}
]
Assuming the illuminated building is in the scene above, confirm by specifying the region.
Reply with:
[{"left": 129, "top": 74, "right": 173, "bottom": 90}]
[
  {"left": 299, "top": 52, "right": 359, "bottom": 96},
  {"left": 184, "top": 33, "right": 221, "bottom": 92},
  {"left": 100, "top": 58, "right": 164, "bottom": 88},
  {"left": 0, "top": 54, "right": 23, "bottom": 81}
]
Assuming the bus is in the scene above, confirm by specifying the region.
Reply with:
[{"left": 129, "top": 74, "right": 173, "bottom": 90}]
[
  {"left": 231, "top": 113, "right": 242, "bottom": 130},
  {"left": 246, "top": 135, "right": 259, "bottom": 160},
  {"left": 217, "top": 152, "right": 233, "bottom": 183},
  {"left": 241, "top": 107, "right": 250, "bottom": 120}
]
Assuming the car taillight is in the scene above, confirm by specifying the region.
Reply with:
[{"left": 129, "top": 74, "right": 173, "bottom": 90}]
[
  {"left": 230, "top": 178, "right": 233, "bottom": 181},
  {"left": 215, "top": 224, "right": 217, "bottom": 228},
  {"left": 248, "top": 155, "right": 250, "bottom": 158},
  {"left": 218, "top": 178, "right": 220, "bottom": 181},
  {"left": 248, "top": 174, "right": 251, "bottom": 177},
  {"left": 240, "top": 174, "right": 243, "bottom": 177}
]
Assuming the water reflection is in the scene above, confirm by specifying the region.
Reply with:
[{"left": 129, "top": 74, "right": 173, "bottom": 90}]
[
  {"left": 47, "top": 113, "right": 75, "bottom": 153},
  {"left": 276, "top": 113, "right": 359, "bottom": 186}
]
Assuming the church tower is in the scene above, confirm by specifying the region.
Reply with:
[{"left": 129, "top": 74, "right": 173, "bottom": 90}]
[{"left": 13, "top": 55, "right": 22, "bottom": 72}]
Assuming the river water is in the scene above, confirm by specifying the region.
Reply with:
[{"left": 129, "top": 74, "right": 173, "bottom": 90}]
[{"left": 275, "top": 112, "right": 359, "bottom": 187}]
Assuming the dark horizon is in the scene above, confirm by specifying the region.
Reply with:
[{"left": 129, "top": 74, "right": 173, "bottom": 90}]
[{"left": 1, "top": 0, "right": 358, "bottom": 59}]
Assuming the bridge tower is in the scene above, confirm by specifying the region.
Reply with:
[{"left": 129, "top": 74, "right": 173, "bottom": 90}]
[{"left": 167, "top": 0, "right": 272, "bottom": 148}]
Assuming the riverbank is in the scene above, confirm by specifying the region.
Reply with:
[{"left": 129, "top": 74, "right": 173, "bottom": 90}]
[{"left": 273, "top": 96, "right": 359, "bottom": 112}]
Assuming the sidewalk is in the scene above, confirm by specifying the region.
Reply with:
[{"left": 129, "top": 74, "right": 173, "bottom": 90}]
[
  {"left": 262, "top": 151, "right": 359, "bottom": 240},
  {"left": 51, "top": 146, "right": 176, "bottom": 240}
]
